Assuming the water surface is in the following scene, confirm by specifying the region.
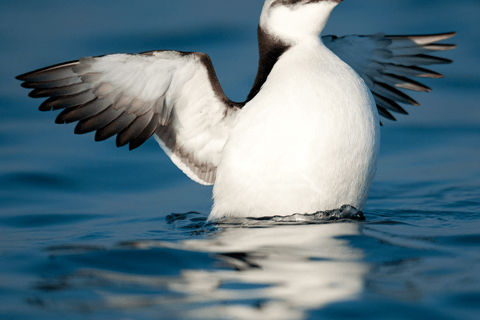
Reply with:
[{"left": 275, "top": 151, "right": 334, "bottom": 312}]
[{"left": 1, "top": 1, "right": 480, "bottom": 319}]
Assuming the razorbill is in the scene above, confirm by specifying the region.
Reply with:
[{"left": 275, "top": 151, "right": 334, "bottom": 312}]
[{"left": 16, "top": 0, "right": 456, "bottom": 219}]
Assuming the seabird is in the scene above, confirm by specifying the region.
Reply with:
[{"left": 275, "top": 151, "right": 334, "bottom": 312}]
[{"left": 16, "top": 0, "right": 456, "bottom": 219}]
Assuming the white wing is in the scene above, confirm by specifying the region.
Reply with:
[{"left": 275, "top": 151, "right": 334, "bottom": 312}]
[
  {"left": 323, "top": 32, "right": 456, "bottom": 121},
  {"left": 17, "top": 51, "right": 244, "bottom": 185}
]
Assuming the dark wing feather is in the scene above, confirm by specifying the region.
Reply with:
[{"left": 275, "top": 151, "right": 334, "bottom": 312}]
[
  {"left": 324, "top": 32, "right": 456, "bottom": 121},
  {"left": 17, "top": 51, "right": 242, "bottom": 185},
  {"left": 95, "top": 112, "right": 137, "bottom": 141}
]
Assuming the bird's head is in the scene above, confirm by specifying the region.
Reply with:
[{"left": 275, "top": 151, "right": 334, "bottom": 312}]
[{"left": 260, "top": 0, "right": 342, "bottom": 42}]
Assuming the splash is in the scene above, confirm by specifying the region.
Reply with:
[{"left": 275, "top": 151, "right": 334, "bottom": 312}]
[
  {"left": 251, "top": 205, "right": 365, "bottom": 223},
  {"left": 165, "top": 205, "right": 364, "bottom": 232}
]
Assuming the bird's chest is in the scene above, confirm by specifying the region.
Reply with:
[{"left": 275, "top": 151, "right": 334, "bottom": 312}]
[
  {"left": 226, "top": 67, "right": 375, "bottom": 169},
  {"left": 213, "top": 55, "right": 379, "bottom": 216}
]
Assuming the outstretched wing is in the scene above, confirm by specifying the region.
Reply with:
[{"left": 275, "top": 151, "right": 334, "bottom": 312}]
[
  {"left": 323, "top": 32, "right": 456, "bottom": 121},
  {"left": 16, "top": 51, "right": 244, "bottom": 185}
]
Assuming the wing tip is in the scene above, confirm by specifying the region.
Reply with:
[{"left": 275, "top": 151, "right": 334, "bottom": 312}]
[
  {"left": 128, "top": 143, "right": 140, "bottom": 151},
  {"left": 386, "top": 31, "right": 457, "bottom": 42},
  {"left": 377, "top": 105, "right": 398, "bottom": 121},
  {"left": 419, "top": 72, "right": 444, "bottom": 79},
  {"left": 16, "top": 70, "right": 40, "bottom": 81},
  {"left": 115, "top": 135, "right": 127, "bottom": 148},
  {"left": 440, "top": 31, "right": 457, "bottom": 39},
  {"left": 27, "top": 91, "right": 38, "bottom": 98},
  {"left": 435, "top": 43, "right": 457, "bottom": 51}
]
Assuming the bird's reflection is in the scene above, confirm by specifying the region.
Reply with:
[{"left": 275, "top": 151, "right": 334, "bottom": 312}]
[
  {"left": 33, "top": 217, "right": 369, "bottom": 319},
  {"left": 166, "top": 222, "right": 369, "bottom": 319}
]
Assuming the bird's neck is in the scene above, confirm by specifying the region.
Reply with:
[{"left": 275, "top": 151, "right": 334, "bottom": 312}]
[
  {"left": 246, "top": 26, "right": 291, "bottom": 102},
  {"left": 246, "top": 26, "right": 331, "bottom": 103}
]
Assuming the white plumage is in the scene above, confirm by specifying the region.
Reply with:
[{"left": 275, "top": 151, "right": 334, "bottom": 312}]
[
  {"left": 212, "top": 37, "right": 380, "bottom": 218},
  {"left": 17, "top": 0, "right": 455, "bottom": 219}
]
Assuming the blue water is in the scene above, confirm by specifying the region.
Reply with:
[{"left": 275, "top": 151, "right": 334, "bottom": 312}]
[{"left": 1, "top": 0, "right": 480, "bottom": 319}]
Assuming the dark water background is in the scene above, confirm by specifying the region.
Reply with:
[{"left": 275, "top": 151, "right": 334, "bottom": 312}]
[{"left": 1, "top": 0, "right": 480, "bottom": 319}]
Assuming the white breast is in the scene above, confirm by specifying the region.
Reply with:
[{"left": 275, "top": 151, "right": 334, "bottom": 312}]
[{"left": 211, "top": 38, "right": 380, "bottom": 219}]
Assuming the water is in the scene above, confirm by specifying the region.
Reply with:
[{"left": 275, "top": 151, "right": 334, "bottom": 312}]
[{"left": 1, "top": 0, "right": 480, "bottom": 319}]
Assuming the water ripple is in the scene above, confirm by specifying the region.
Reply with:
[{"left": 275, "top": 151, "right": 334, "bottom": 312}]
[{"left": 0, "top": 213, "right": 98, "bottom": 228}]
